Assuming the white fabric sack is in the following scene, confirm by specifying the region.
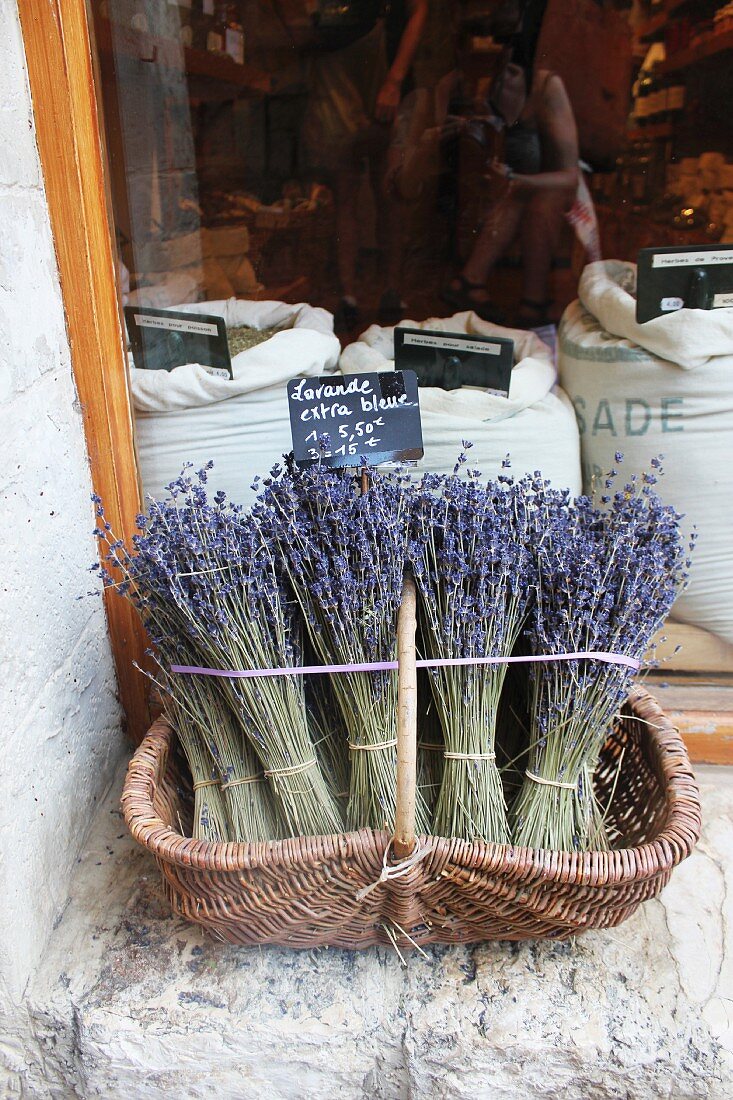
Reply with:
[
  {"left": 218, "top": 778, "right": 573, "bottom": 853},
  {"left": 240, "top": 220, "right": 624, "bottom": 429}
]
[
  {"left": 131, "top": 298, "right": 340, "bottom": 505},
  {"left": 339, "top": 312, "right": 582, "bottom": 493},
  {"left": 559, "top": 260, "right": 733, "bottom": 644}
]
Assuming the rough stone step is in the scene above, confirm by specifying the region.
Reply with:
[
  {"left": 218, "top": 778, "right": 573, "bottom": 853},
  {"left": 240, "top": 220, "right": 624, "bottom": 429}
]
[{"left": 16, "top": 766, "right": 733, "bottom": 1099}]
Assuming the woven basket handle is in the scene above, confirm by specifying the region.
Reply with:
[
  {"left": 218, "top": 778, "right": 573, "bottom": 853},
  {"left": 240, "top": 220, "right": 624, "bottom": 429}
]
[{"left": 394, "top": 574, "right": 418, "bottom": 858}]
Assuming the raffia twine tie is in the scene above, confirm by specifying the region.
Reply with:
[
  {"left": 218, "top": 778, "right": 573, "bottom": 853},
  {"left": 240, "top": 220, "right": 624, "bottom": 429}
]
[
  {"left": 263, "top": 757, "right": 319, "bottom": 796},
  {"left": 221, "top": 774, "right": 265, "bottom": 790},
  {"left": 524, "top": 769, "right": 577, "bottom": 791},
  {"left": 264, "top": 757, "right": 317, "bottom": 779},
  {"left": 444, "top": 751, "right": 496, "bottom": 762},
  {"left": 356, "top": 838, "right": 434, "bottom": 902},
  {"left": 192, "top": 778, "right": 220, "bottom": 791},
  {"left": 348, "top": 738, "right": 397, "bottom": 753}
]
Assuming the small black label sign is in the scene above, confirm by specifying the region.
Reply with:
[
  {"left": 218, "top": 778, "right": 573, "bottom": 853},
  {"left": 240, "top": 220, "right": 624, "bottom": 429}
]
[
  {"left": 637, "top": 245, "right": 733, "bottom": 323},
  {"left": 124, "top": 306, "right": 233, "bottom": 378},
  {"left": 288, "top": 370, "right": 424, "bottom": 467},
  {"left": 394, "top": 326, "right": 513, "bottom": 395}
]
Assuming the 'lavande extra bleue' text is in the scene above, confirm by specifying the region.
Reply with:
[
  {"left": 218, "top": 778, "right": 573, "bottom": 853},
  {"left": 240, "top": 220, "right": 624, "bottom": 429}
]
[{"left": 290, "top": 376, "right": 414, "bottom": 421}]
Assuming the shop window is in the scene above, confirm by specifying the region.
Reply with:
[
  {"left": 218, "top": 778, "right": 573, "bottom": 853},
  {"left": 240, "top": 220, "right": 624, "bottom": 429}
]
[
  {"left": 90, "top": 2, "right": 733, "bottom": 332},
  {"left": 80, "top": 0, "right": 733, "bottom": 726},
  {"left": 92, "top": 1, "right": 613, "bottom": 329}
]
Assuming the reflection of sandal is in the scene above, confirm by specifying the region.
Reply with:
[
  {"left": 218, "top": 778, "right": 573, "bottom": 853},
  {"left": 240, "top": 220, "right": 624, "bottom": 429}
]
[
  {"left": 440, "top": 275, "right": 505, "bottom": 323},
  {"left": 378, "top": 288, "right": 408, "bottom": 323},
  {"left": 335, "top": 296, "right": 361, "bottom": 331},
  {"left": 514, "top": 297, "right": 553, "bottom": 328}
]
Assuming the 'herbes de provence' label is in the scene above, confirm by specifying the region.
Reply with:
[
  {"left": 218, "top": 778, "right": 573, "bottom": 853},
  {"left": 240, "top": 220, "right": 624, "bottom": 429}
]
[{"left": 651, "top": 248, "right": 733, "bottom": 268}]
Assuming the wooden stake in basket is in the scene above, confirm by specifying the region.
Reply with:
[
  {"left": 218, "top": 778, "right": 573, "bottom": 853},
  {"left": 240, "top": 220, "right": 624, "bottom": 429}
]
[
  {"left": 394, "top": 575, "right": 418, "bottom": 858},
  {"left": 359, "top": 463, "right": 417, "bottom": 858}
]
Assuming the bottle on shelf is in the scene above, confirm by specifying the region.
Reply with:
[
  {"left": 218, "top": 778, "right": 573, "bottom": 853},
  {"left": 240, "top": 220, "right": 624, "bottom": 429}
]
[
  {"left": 190, "top": 1, "right": 213, "bottom": 50},
  {"left": 651, "top": 157, "right": 683, "bottom": 224},
  {"left": 169, "top": 1, "right": 194, "bottom": 48},
  {"left": 634, "top": 68, "right": 653, "bottom": 127},
  {"left": 207, "top": 1, "right": 226, "bottom": 53},
  {"left": 633, "top": 42, "right": 666, "bottom": 129},
  {"left": 647, "top": 71, "right": 665, "bottom": 125},
  {"left": 664, "top": 76, "right": 686, "bottom": 121},
  {"left": 223, "top": 3, "right": 245, "bottom": 65}
]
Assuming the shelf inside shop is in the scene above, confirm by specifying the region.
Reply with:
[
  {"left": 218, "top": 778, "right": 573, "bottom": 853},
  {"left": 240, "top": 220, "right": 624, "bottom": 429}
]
[
  {"left": 249, "top": 275, "right": 310, "bottom": 304},
  {"left": 626, "top": 122, "right": 673, "bottom": 141},
  {"left": 637, "top": 8, "right": 671, "bottom": 42},
  {"left": 96, "top": 17, "right": 274, "bottom": 98},
  {"left": 659, "top": 29, "right": 733, "bottom": 73},
  {"left": 637, "top": 0, "right": 721, "bottom": 42}
]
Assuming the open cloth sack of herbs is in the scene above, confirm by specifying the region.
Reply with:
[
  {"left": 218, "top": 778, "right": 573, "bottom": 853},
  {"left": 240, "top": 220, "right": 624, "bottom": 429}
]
[
  {"left": 559, "top": 259, "right": 733, "bottom": 647},
  {"left": 130, "top": 298, "right": 340, "bottom": 507},
  {"left": 339, "top": 311, "right": 582, "bottom": 494}
]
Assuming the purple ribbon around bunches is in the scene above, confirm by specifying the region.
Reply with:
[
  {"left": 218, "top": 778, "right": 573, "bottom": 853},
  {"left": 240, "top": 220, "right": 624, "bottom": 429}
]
[{"left": 170, "top": 651, "right": 640, "bottom": 679}]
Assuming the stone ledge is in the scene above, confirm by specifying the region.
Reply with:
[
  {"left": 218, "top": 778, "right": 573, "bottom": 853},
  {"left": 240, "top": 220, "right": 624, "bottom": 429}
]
[{"left": 15, "top": 766, "right": 733, "bottom": 1099}]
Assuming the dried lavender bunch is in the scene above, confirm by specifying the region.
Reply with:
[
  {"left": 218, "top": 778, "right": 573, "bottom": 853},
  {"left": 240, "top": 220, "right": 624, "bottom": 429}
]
[
  {"left": 407, "top": 455, "right": 535, "bottom": 843},
  {"left": 165, "top": 691, "right": 230, "bottom": 842},
  {"left": 93, "top": 466, "right": 342, "bottom": 841},
  {"left": 161, "top": 657, "right": 278, "bottom": 842},
  {"left": 254, "top": 456, "right": 430, "bottom": 834},
  {"left": 93, "top": 491, "right": 280, "bottom": 842},
  {"left": 511, "top": 458, "right": 691, "bottom": 852}
]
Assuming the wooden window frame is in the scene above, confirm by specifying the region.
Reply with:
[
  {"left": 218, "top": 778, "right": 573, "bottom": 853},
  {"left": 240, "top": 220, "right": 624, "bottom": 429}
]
[
  {"left": 17, "top": 0, "right": 733, "bottom": 759},
  {"left": 18, "top": 0, "right": 150, "bottom": 743}
]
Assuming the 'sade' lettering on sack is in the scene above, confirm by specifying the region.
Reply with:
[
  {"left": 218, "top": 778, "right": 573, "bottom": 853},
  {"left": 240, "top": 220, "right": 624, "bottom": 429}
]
[
  {"left": 288, "top": 371, "right": 424, "bottom": 467},
  {"left": 572, "top": 395, "right": 685, "bottom": 437}
]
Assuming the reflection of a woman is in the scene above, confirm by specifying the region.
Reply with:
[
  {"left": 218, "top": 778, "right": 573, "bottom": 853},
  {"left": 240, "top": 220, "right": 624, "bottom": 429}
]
[
  {"left": 445, "top": 26, "right": 579, "bottom": 327},
  {"left": 302, "top": 1, "right": 427, "bottom": 328}
]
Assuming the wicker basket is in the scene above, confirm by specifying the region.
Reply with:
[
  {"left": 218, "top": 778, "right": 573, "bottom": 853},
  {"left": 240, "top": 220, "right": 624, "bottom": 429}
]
[{"left": 121, "top": 580, "right": 701, "bottom": 948}]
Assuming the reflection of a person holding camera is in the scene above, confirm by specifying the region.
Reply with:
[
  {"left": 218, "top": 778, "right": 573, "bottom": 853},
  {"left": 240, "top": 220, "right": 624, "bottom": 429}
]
[
  {"left": 300, "top": 0, "right": 428, "bottom": 329},
  {"left": 444, "top": 4, "right": 579, "bottom": 327}
]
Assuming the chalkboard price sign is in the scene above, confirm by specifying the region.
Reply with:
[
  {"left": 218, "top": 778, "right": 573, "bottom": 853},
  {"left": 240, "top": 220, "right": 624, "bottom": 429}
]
[{"left": 287, "top": 370, "right": 424, "bottom": 467}]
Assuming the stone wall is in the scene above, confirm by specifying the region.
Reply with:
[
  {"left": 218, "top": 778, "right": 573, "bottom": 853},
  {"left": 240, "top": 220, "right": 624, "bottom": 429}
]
[{"left": 0, "top": 0, "right": 124, "bottom": 1082}]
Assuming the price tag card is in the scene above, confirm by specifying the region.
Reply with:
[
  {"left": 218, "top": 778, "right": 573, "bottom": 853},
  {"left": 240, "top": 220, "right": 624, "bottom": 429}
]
[
  {"left": 637, "top": 245, "right": 733, "bottom": 323},
  {"left": 288, "top": 370, "right": 424, "bottom": 468},
  {"left": 394, "top": 326, "right": 513, "bottom": 395},
  {"left": 124, "top": 306, "right": 233, "bottom": 378}
]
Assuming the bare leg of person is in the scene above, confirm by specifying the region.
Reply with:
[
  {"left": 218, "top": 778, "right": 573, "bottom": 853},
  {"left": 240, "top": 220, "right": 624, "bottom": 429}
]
[
  {"left": 516, "top": 189, "right": 569, "bottom": 323},
  {"left": 364, "top": 130, "right": 406, "bottom": 312},
  {"left": 334, "top": 164, "right": 362, "bottom": 303},
  {"left": 372, "top": 145, "right": 406, "bottom": 306},
  {"left": 447, "top": 193, "right": 525, "bottom": 312}
]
